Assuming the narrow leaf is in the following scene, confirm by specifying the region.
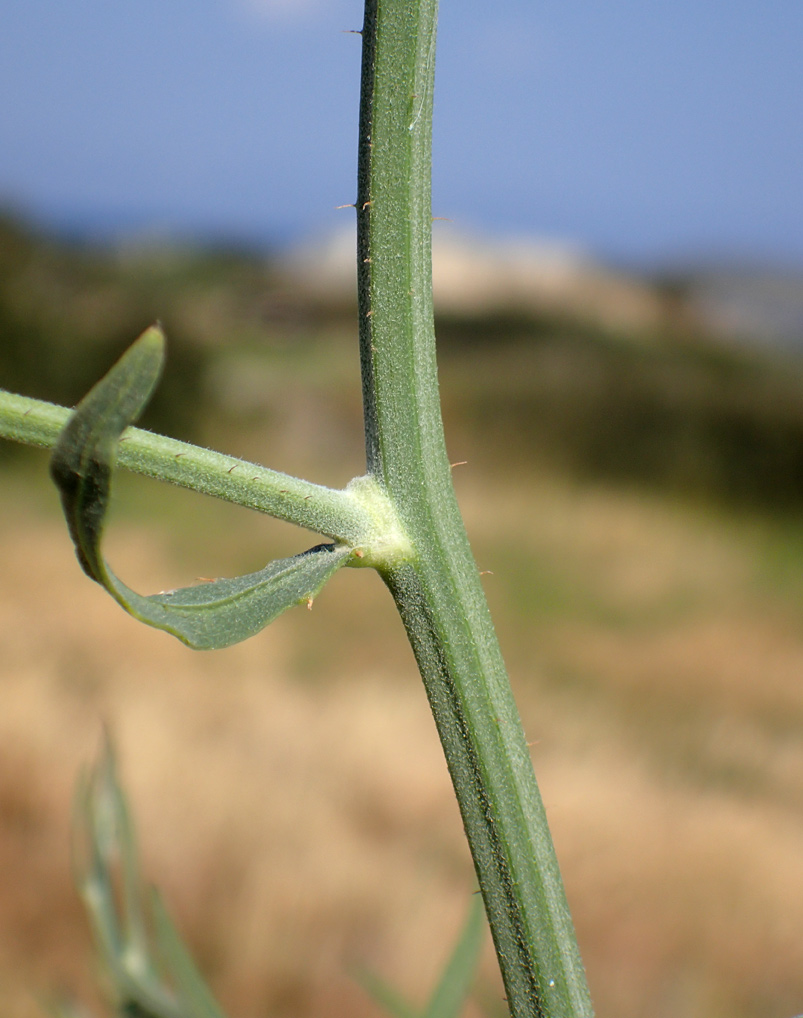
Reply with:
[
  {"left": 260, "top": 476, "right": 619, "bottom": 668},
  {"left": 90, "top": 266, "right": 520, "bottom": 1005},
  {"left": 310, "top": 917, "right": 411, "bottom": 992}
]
[
  {"left": 74, "top": 743, "right": 185, "bottom": 1018},
  {"left": 357, "top": 898, "right": 485, "bottom": 1018},
  {"left": 50, "top": 324, "right": 165, "bottom": 581},
  {"left": 101, "top": 744, "right": 152, "bottom": 976},
  {"left": 150, "top": 891, "right": 227, "bottom": 1018},
  {"left": 50, "top": 326, "right": 350, "bottom": 649},
  {"left": 75, "top": 740, "right": 228, "bottom": 1018},
  {"left": 102, "top": 542, "right": 349, "bottom": 650},
  {"left": 356, "top": 969, "right": 420, "bottom": 1018},
  {"left": 423, "top": 897, "right": 485, "bottom": 1018}
]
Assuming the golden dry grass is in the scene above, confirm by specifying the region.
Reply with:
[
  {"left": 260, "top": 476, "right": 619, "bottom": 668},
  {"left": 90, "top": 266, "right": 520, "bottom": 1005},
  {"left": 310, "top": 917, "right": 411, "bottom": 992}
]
[{"left": 1, "top": 453, "right": 802, "bottom": 1018}]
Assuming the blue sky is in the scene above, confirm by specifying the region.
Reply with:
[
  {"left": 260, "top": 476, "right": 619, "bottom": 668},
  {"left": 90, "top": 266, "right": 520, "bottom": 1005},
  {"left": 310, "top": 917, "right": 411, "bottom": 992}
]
[{"left": 1, "top": 0, "right": 801, "bottom": 267}]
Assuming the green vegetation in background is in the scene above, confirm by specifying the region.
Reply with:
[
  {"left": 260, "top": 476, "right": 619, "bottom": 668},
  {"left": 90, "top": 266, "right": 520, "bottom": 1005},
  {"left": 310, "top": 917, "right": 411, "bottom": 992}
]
[
  {"left": 4, "top": 210, "right": 803, "bottom": 511},
  {"left": 2, "top": 0, "right": 803, "bottom": 1013},
  {"left": 0, "top": 213, "right": 246, "bottom": 440}
]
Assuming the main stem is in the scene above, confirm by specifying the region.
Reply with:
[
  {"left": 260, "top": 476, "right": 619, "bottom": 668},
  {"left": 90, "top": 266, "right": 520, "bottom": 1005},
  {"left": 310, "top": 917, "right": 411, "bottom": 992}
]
[{"left": 356, "top": 3, "right": 593, "bottom": 1017}]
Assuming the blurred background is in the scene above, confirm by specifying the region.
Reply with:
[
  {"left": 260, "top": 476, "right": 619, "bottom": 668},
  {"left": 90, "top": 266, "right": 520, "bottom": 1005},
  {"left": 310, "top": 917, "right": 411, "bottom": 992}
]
[{"left": 1, "top": 2, "right": 803, "bottom": 1018}]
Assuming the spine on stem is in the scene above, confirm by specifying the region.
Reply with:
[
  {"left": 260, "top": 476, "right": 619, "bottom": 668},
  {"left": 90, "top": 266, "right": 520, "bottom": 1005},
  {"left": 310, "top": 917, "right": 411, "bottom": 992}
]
[{"left": 356, "top": 3, "right": 593, "bottom": 1016}]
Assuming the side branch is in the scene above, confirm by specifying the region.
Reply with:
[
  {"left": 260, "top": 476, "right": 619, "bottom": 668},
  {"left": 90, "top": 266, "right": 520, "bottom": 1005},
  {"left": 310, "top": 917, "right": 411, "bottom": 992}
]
[{"left": 0, "top": 388, "right": 370, "bottom": 543}]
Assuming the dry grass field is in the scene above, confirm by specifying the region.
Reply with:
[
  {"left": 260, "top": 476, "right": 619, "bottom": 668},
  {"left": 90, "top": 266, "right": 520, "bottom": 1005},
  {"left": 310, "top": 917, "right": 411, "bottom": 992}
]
[{"left": 2, "top": 422, "right": 803, "bottom": 1018}]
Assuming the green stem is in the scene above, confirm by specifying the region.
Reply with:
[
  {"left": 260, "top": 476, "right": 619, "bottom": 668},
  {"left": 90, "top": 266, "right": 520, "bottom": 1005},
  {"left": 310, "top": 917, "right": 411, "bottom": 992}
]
[
  {"left": 357, "top": 3, "right": 593, "bottom": 1016},
  {"left": 0, "top": 389, "right": 370, "bottom": 543}
]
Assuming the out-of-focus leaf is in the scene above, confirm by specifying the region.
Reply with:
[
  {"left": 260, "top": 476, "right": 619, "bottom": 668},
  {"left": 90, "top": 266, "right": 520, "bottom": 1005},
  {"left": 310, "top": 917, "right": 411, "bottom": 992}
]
[
  {"left": 358, "top": 897, "right": 485, "bottom": 1018},
  {"left": 422, "top": 896, "right": 485, "bottom": 1018},
  {"left": 49, "top": 326, "right": 350, "bottom": 649},
  {"left": 150, "top": 891, "right": 226, "bottom": 1018},
  {"left": 356, "top": 969, "right": 419, "bottom": 1018},
  {"left": 75, "top": 738, "right": 228, "bottom": 1018}
]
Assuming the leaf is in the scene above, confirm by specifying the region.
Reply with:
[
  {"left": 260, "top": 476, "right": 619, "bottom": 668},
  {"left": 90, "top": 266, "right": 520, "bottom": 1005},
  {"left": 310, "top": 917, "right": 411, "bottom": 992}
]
[
  {"left": 422, "top": 896, "right": 485, "bottom": 1018},
  {"left": 356, "top": 970, "right": 419, "bottom": 1018},
  {"left": 50, "top": 326, "right": 350, "bottom": 649},
  {"left": 101, "top": 542, "right": 350, "bottom": 651},
  {"left": 75, "top": 737, "right": 229, "bottom": 1018},
  {"left": 150, "top": 891, "right": 227, "bottom": 1018},
  {"left": 357, "top": 897, "right": 485, "bottom": 1018},
  {"left": 50, "top": 324, "right": 166, "bottom": 582}
]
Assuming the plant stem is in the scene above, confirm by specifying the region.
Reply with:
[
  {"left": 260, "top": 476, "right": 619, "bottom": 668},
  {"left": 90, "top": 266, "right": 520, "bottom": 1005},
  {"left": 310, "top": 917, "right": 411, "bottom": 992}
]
[
  {"left": 357, "top": 3, "right": 593, "bottom": 1016},
  {"left": 0, "top": 389, "right": 370, "bottom": 542}
]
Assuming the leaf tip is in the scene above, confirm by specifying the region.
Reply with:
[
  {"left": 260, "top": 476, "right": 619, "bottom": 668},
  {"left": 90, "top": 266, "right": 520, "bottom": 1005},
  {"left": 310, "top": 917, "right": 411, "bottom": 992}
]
[{"left": 136, "top": 321, "right": 167, "bottom": 363}]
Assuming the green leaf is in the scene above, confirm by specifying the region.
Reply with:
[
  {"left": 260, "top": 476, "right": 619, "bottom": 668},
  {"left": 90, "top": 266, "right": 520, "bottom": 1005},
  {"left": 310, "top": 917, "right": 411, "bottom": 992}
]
[
  {"left": 50, "top": 324, "right": 166, "bottom": 582},
  {"left": 358, "top": 897, "right": 485, "bottom": 1018},
  {"left": 423, "top": 896, "right": 485, "bottom": 1018},
  {"left": 50, "top": 326, "right": 350, "bottom": 649},
  {"left": 75, "top": 738, "right": 229, "bottom": 1018},
  {"left": 150, "top": 891, "right": 227, "bottom": 1018},
  {"left": 356, "top": 969, "right": 420, "bottom": 1018},
  {"left": 100, "top": 542, "right": 350, "bottom": 651}
]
